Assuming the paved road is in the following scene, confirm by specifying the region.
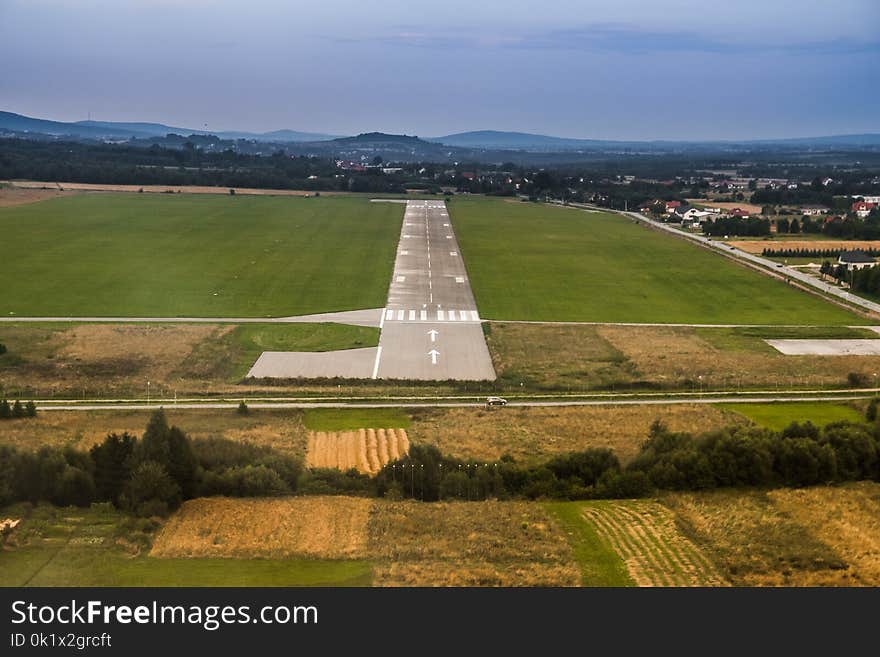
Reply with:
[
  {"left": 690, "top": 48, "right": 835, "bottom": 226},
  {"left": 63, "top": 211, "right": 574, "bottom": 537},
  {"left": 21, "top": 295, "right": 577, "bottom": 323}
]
[
  {"left": 374, "top": 200, "right": 496, "bottom": 380},
  {"left": 33, "top": 394, "right": 870, "bottom": 412}
]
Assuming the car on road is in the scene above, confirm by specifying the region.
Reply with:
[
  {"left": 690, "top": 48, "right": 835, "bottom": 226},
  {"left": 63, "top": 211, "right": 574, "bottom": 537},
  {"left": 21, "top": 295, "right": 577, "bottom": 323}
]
[{"left": 485, "top": 396, "right": 508, "bottom": 407}]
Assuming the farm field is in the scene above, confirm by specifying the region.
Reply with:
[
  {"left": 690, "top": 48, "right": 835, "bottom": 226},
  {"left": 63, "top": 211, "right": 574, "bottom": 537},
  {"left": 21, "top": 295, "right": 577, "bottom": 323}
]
[
  {"left": 306, "top": 428, "right": 410, "bottom": 474},
  {"left": 486, "top": 322, "right": 880, "bottom": 391},
  {"left": 302, "top": 408, "right": 411, "bottom": 431},
  {"left": 730, "top": 239, "right": 880, "bottom": 254},
  {"left": 0, "top": 193, "right": 402, "bottom": 316},
  {"left": 544, "top": 502, "right": 633, "bottom": 586},
  {"left": 0, "top": 408, "right": 309, "bottom": 455},
  {"left": 449, "top": 198, "right": 863, "bottom": 324},
  {"left": 142, "top": 497, "right": 582, "bottom": 586},
  {"left": 663, "top": 483, "right": 880, "bottom": 586},
  {"left": 0, "top": 321, "right": 379, "bottom": 396},
  {"left": 719, "top": 401, "right": 865, "bottom": 430},
  {"left": 0, "top": 404, "right": 729, "bottom": 466},
  {"left": 0, "top": 503, "right": 371, "bottom": 587},
  {"left": 408, "top": 404, "right": 738, "bottom": 464},
  {"left": 578, "top": 500, "right": 728, "bottom": 586}
]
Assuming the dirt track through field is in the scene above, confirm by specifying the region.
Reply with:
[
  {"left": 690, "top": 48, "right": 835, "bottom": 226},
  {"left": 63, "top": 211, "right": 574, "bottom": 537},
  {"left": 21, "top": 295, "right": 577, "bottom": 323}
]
[
  {"left": 306, "top": 428, "right": 410, "bottom": 474},
  {"left": 582, "top": 500, "right": 728, "bottom": 587}
]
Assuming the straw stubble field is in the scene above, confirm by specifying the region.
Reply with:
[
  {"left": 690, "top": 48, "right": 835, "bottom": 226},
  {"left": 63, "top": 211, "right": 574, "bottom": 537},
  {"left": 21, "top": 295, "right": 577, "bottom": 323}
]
[{"left": 306, "top": 428, "right": 410, "bottom": 474}]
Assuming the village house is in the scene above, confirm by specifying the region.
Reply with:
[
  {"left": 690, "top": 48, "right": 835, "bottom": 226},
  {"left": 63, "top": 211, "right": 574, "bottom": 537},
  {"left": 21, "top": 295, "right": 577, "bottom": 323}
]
[
  {"left": 853, "top": 201, "right": 877, "bottom": 219},
  {"left": 838, "top": 250, "right": 876, "bottom": 271}
]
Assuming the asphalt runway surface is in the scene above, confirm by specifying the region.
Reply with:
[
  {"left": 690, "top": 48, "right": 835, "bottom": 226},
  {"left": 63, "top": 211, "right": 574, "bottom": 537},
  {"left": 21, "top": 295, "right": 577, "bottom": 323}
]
[
  {"left": 373, "top": 200, "right": 496, "bottom": 380},
  {"left": 245, "top": 200, "right": 495, "bottom": 380}
]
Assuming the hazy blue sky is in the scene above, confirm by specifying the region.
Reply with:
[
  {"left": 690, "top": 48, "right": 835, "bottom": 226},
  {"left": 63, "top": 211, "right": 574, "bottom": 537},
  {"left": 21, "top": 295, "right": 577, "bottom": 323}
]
[{"left": 1, "top": 0, "right": 878, "bottom": 139}]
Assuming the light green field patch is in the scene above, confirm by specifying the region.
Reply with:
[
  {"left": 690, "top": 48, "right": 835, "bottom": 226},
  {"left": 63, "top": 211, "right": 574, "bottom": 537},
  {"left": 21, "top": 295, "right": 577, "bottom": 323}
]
[
  {"left": 544, "top": 501, "right": 634, "bottom": 587},
  {"left": 450, "top": 198, "right": 863, "bottom": 324},
  {"left": 0, "top": 194, "right": 402, "bottom": 317},
  {"left": 717, "top": 402, "right": 864, "bottom": 431},
  {"left": 303, "top": 408, "right": 411, "bottom": 431}
]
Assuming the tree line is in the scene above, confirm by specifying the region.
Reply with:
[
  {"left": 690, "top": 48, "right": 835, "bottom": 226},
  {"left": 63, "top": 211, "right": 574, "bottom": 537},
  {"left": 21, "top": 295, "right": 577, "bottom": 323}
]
[
  {"left": 4, "top": 407, "right": 880, "bottom": 511},
  {"left": 0, "top": 399, "right": 37, "bottom": 420},
  {"left": 762, "top": 247, "right": 880, "bottom": 258}
]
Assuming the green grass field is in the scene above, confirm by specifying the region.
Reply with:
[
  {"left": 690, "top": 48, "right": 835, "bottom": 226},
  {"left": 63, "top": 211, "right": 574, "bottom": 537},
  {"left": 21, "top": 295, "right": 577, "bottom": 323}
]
[
  {"left": 302, "top": 408, "right": 411, "bottom": 431},
  {"left": 0, "top": 194, "right": 402, "bottom": 317},
  {"left": 544, "top": 501, "right": 634, "bottom": 586},
  {"left": 0, "top": 503, "right": 371, "bottom": 587},
  {"left": 179, "top": 323, "right": 380, "bottom": 381},
  {"left": 718, "top": 402, "right": 865, "bottom": 430},
  {"left": 450, "top": 198, "right": 863, "bottom": 324}
]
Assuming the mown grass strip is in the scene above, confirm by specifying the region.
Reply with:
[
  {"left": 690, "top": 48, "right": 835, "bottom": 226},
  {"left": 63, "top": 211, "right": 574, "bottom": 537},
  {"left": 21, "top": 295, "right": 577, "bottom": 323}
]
[{"left": 544, "top": 501, "right": 634, "bottom": 587}]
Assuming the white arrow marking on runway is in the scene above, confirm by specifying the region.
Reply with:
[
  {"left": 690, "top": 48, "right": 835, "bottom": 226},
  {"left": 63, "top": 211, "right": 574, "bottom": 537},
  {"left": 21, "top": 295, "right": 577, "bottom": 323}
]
[
  {"left": 428, "top": 349, "right": 440, "bottom": 364},
  {"left": 428, "top": 329, "right": 439, "bottom": 342}
]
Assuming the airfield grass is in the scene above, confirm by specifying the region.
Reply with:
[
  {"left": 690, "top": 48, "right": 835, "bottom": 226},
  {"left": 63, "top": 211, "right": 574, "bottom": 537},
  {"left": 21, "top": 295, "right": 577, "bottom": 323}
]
[
  {"left": 0, "top": 194, "right": 402, "bottom": 317},
  {"left": 0, "top": 503, "right": 371, "bottom": 587},
  {"left": 177, "top": 323, "right": 379, "bottom": 381},
  {"left": 718, "top": 401, "right": 864, "bottom": 431},
  {"left": 486, "top": 322, "right": 880, "bottom": 392},
  {"left": 449, "top": 198, "right": 863, "bottom": 324},
  {"left": 0, "top": 321, "right": 378, "bottom": 394}
]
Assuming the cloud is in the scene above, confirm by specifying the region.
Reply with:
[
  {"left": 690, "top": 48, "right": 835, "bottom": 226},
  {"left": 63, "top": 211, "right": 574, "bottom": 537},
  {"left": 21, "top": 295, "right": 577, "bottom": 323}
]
[{"left": 351, "top": 22, "right": 880, "bottom": 56}]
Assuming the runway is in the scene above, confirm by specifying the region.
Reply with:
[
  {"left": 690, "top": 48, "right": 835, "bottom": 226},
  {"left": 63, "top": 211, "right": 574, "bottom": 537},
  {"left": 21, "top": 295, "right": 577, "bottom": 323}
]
[{"left": 374, "top": 200, "right": 496, "bottom": 380}]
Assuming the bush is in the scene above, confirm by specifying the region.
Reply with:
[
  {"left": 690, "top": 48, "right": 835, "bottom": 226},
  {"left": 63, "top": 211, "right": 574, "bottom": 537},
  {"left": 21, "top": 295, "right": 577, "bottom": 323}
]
[
  {"left": 867, "top": 398, "right": 879, "bottom": 422},
  {"left": 237, "top": 400, "right": 249, "bottom": 415},
  {"left": 0, "top": 343, "right": 6, "bottom": 355},
  {"left": 847, "top": 372, "right": 868, "bottom": 388},
  {"left": 54, "top": 467, "right": 97, "bottom": 507},
  {"left": 124, "top": 461, "right": 181, "bottom": 516}
]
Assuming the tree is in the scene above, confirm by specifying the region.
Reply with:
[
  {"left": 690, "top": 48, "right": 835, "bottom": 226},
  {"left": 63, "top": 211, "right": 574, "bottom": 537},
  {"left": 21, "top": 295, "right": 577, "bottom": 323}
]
[
  {"left": 789, "top": 218, "right": 801, "bottom": 234},
  {"left": 237, "top": 400, "right": 249, "bottom": 415},
  {"left": 777, "top": 218, "right": 790, "bottom": 234},
  {"left": 133, "top": 409, "right": 197, "bottom": 498},
  {"left": 11, "top": 400, "right": 24, "bottom": 418},
  {"left": 124, "top": 461, "right": 181, "bottom": 516},
  {"left": 25, "top": 401, "right": 36, "bottom": 417},
  {"left": 55, "top": 467, "right": 96, "bottom": 507},
  {"left": 90, "top": 432, "right": 136, "bottom": 504},
  {"left": 0, "top": 343, "right": 6, "bottom": 355},
  {"left": 0, "top": 400, "right": 10, "bottom": 420}
]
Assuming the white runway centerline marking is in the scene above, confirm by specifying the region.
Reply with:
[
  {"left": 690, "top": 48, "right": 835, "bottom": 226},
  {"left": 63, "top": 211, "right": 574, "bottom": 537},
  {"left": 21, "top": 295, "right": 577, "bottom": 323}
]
[{"left": 371, "top": 345, "right": 383, "bottom": 379}]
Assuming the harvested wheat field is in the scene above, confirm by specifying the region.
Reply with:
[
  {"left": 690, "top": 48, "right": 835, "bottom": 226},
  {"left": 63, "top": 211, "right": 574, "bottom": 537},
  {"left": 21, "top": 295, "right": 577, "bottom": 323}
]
[
  {"left": 368, "top": 500, "right": 580, "bottom": 586},
  {"left": 767, "top": 483, "right": 880, "bottom": 585},
  {"left": 5, "top": 180, "right": 340, "bottom": 197},
  {"left": 730, "top": 240, "right": 880, "bottom": 254},
  {"left": 409, "top": 405, "right": 734, "bottom": 464},
  {"left": 581, "top": 500, "right": 727, "bottom": 586},
  {"left": 0, "top": 409, "right": 308, "bottom": 455},
  {"left": 306, "top": 428, "right": 409, "bottom": 474},
  {"left": 662, "top": 489, "right": 856, "bottom": 586},
  {"left": 0, "top": 186, "right": 77, "bottom": 207},
  {"left": 150, "top": 497, "right": 372, "bottom": 559}
]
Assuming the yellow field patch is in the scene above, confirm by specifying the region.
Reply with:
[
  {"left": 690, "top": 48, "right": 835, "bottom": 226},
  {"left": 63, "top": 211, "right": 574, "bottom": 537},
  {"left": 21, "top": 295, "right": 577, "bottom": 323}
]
[
  {"left": 368, "top": 500, "right": 580, "bottom": 586},
  {"left": 306, "top": 428, "right": 410, "bottom": 474},
  {"left": 582, "top": 500, "right": 728, "bottom": 587},
  {"left": 150, "top": 496, "right": 372, "bottom": 559}
]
